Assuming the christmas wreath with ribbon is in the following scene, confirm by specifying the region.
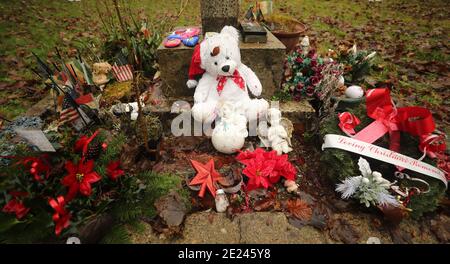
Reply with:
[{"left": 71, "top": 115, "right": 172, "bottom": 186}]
[{"left": 320, "top": 88, "right": 448, "bottom": 219}]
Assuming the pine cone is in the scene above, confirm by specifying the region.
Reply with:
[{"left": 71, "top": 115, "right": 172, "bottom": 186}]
[{"left": 86, "top": 142, "right": 102, "bottom": 160}]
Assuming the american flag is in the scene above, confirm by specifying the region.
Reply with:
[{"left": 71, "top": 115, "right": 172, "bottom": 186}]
[
  {"left": 112, "top": 64, "right": 133, "bottom": 82},
  {"left": 59, "top": 93, "right": 93, "bottom": 130}
]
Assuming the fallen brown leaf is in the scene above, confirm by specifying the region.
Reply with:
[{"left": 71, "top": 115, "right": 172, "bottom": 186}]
[{"left": 286, "top": 199, "right": 312, "bottom": 221}]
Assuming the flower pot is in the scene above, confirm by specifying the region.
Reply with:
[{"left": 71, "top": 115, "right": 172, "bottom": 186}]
[
  {"left": 264, "top": 15, "right": 307, "bottom": 53},
  {"left": 331, "top": 95, "right": 366, "bottom": 111}
]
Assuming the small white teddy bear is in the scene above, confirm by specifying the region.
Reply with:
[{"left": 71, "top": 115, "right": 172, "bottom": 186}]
[{"left": 186, "top": 26, "right": 268, "bottom": 124}]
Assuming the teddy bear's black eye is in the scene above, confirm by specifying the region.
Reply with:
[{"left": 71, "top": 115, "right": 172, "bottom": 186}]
[
  {"left": 214, "top": 62, "right": 218, "bottom": 66},
  {"left": 226, "top": 56, "right": 230, "bottom": 60}
]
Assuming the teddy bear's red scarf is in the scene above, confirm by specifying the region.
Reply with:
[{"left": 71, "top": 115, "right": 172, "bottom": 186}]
[{"left": 216, "top": 70, "right": 245, "bottom": 95}]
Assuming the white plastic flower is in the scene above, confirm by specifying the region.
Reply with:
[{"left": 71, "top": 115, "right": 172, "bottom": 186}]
[{"left": 335, "top": 157, "right": 400, "bottom": 207}]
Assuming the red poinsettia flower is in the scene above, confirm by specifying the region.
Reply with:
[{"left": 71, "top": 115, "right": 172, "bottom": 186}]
[
  {"left": 62, "top": 159, "right": 101, "bottom": 201},
  {"left": 106, "top": 160, "right": 124, "bottom": 181},
  {"left": 273, "top": 154, "right": 296, "bottom": 182},
  {"left": 2, "top": 192, "right": 30, "bottom": 220},
  {"left": 49, "top": 196, "right": 71, "bottom": 236},
  {"left": 338, "top": 112, "right": 361, "bottom": 136},
  {"left": 22, "top": 156, "right": 50, "bottom": 182},
  {"left": 242, "top": 158, "right": 274, "bottom": 191},
  {"left": 237, "top": 148, "right": 298, "bottom": 191}
]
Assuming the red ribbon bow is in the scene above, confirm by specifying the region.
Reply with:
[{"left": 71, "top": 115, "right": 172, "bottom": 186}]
[
  {"left": 216, "top": 70, "right": 245, "bottom": 95},
  {"left": 338, "top": 112, "right": 361, "bottom": 136},
  {"left": 353, "top": 88, "right": 441, "bottom": 158}
]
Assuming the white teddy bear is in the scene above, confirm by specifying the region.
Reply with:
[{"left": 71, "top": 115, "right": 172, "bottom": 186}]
[{"left": 186, "top": 26, "right": 268, "bottom": 124}]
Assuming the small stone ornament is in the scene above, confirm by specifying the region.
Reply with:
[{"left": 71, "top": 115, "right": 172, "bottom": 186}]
[
  {"left": 284, "top": 179, "right": 298, "bottom": 193},
  {"left": 300, "top": 35, "right": 310, "bottom": 55},
  {"left": 215, "top": 189, "right": 229, "bottom": 213},
  {"left": 182, "top": 36, "right": 200, "bottom": 47},
  {"left": 345, "top": 85, "right": 364, "bottom": 99},
  {"left": 163, "top": 38, "right": 181, "bottom": 48},
  {"left": 110, "top": 100, "right": 145, "bottom": 121},
  {"left": 258, "top": 108, "right": 293, "bottom": 155}
]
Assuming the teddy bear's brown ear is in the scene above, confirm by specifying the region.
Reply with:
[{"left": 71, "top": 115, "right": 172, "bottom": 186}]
[{"left": 210, "top": 46, "right": 220, "bottom": 57}]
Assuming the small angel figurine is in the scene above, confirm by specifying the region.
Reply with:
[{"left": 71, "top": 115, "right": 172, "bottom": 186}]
[{"left": 258, "top": 108, "right": 293, "bottom": 155}]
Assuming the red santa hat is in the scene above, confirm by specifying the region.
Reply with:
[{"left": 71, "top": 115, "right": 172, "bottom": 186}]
[{"left": 188, "top": 44, "right": 205, "bottom": 81}]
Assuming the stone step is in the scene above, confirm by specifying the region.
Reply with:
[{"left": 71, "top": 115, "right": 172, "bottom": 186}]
[
  {"left": 143, "top": 97, "right": 316, "bottom": 136},
  {"left": 127, "top": 212, "right": 329, "bottom": 244}
]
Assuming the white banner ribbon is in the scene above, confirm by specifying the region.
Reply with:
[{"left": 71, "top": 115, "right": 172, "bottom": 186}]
[{"left": 322, "top": 134, "right": 447, "bottom": 188}]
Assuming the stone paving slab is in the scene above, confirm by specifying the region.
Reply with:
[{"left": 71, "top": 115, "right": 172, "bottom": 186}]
[{"left": 238, "top": 212, "right": 328, "bottom": 244}]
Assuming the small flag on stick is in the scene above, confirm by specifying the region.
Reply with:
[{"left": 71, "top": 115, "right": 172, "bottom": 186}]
[{"left": 112, "top": 64, "right": 133, "bottom": 82}]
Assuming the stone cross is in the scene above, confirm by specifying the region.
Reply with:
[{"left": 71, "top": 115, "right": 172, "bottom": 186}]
[{"left": 201, "top": 0, "right": 239, "bottom": 33}]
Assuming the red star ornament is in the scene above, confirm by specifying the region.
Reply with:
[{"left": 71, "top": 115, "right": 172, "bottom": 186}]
[{"left": 189, "top": 159, "right": 222, "bottom": 198}]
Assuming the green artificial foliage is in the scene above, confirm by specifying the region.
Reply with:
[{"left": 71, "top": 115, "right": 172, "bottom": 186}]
[
  {"left": 281, "top": 47, "right": 330, "bottom": 101},
  {"left": 0, "top": 130, "right": 131, "bottom": 243},
  {"left": 338, "top": 48, "right": 375, "bottom": 84},
  {"left": 100, "top": 224, "right": 131, "bottom": 244},
  {"left": 319, "top": 104, "right": 446, "bottom": 218},
  {"left": 112, "top": 171, "right": 186, "bottom": 222}
]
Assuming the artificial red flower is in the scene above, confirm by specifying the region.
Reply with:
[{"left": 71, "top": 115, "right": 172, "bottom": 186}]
[
  {"left": 74, "top": 135, "right": 89, "bottom": 153},
  {"left": 338, "top": 112, "right": 361, "bottom": 136},
  {"left": 62, "top": 159, "right": 101, "bottom": 201},
  {"left": 242, "top": 158, "right": 275, "bottom": 191},
  {"left": 419, "top": 133, "right": 446, "bottom": 159},
  {"left": 2, "top": 194, "right": 30, "bottom": 220},
  {"left": 49, "top": 196, "right": 71, "bottom": 236},
  {"left": 273, "top": 154, "right": 296, "bottom": 181},
  {"left": 305, "top": 86, "right": 315, "bottom": 96},
  {"left": 237, "top": 148, "right": 298, "bottom": 191},
  {"left": 106, "top": 160, "right": 124, "bottom": 181},
  {"left": 310, "top": 75, "right": 321, "bottom": 86},
  {"left": 74, "top": 130, "right": 100, "bottom": 157},
  {"left": 437, "top": 156, "right": 450, "bottom": 181},
  {"left": 21, "top": 156, "right": 50, "bottom": 182}
]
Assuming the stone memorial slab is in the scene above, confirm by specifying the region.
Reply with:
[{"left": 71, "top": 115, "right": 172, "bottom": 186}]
[
  {"left": 157, "top": 30, "right": 286, "bottom": 100},
  {"left": 15, "top": 128, "right": 56, "bottom": 152},
  {"left": 201, "top": 0, "right": 239, "bottom": 34}
]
